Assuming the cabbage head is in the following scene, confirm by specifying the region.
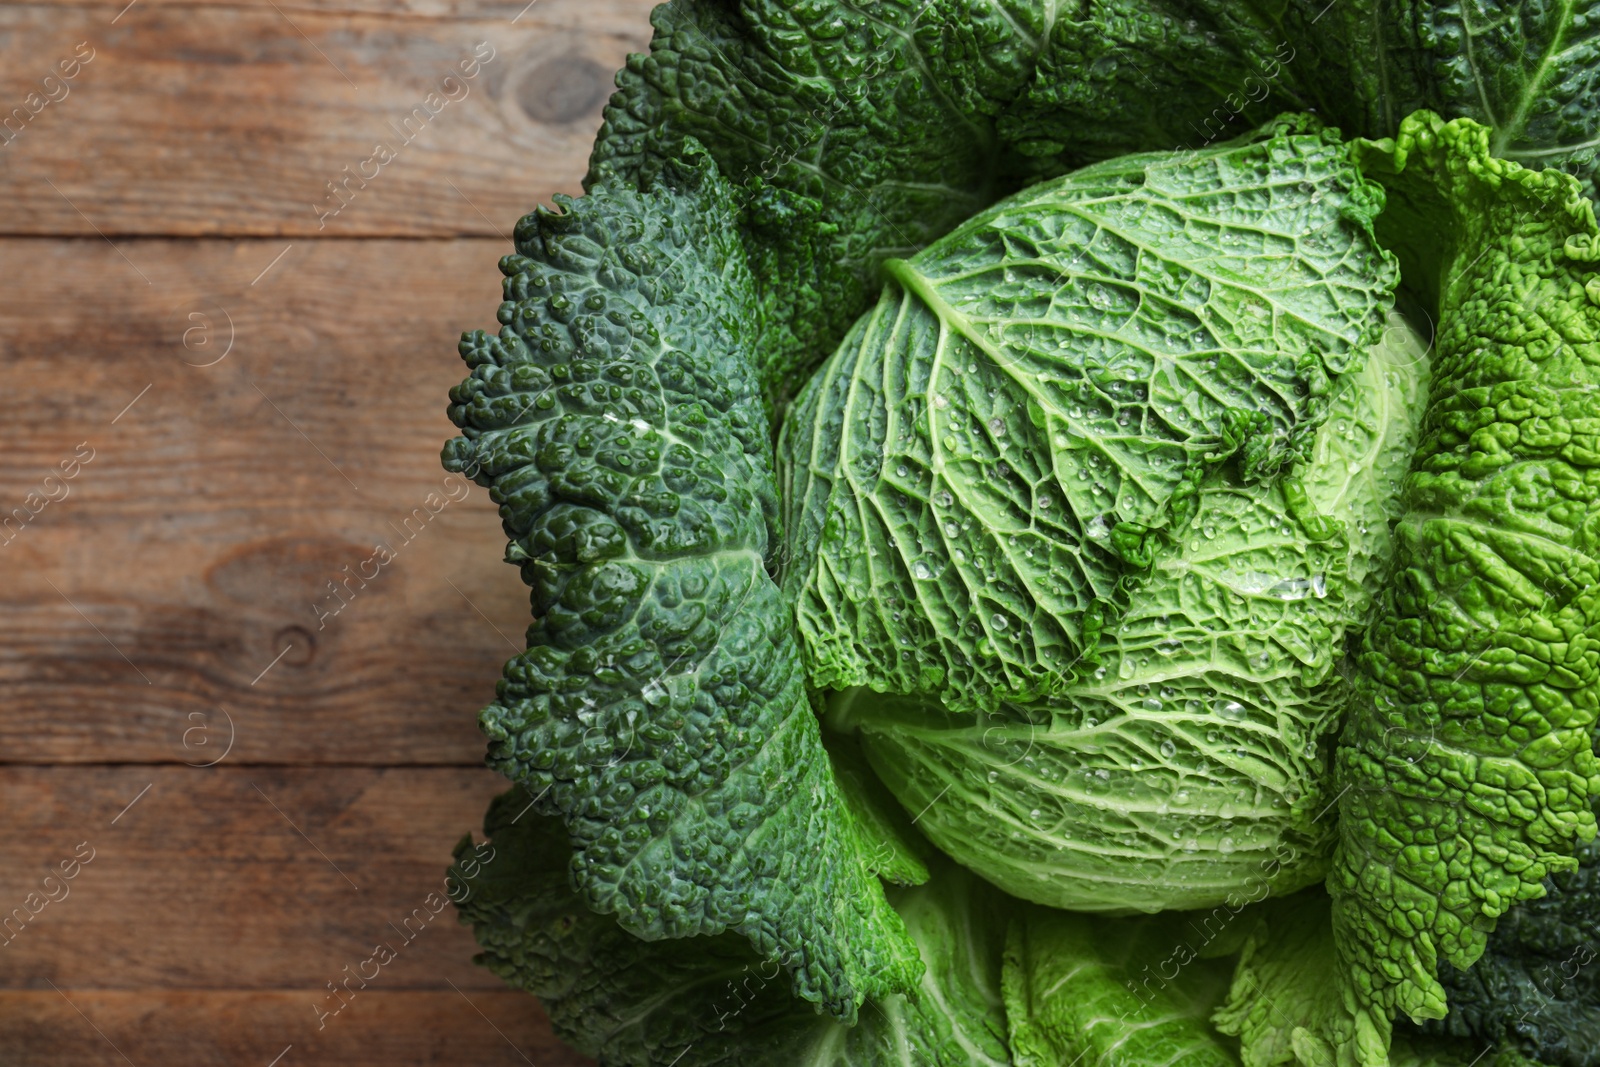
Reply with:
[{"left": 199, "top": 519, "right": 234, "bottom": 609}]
[
  {"left": 440, "top": 0, "right": 1600, "bottom": 1058},
  {"left": 779, "top": 123, "right": 1427, "bottom": 913},
  {"left": 822, "top": 318, "right": 1427, "bottom": 912}
]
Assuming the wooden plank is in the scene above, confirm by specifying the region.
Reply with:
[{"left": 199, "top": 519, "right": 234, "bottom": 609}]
[
  {"left": 0, "top": 0, "right": 654, "bottom": 236},
  {"left": 0, "top": 766, "right": 533, "bottom": 989},
  {"left": 6, "top": 1, "right": 559, "bottom": 14},
  {"left": 0, "top": 991, "right": 592, "bottom": 1066},
  {"left": 0, "top": 237, "right": 545, "bottom": 764}
]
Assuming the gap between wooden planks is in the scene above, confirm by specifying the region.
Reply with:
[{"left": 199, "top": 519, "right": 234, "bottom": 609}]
[
  {"left": 0, "top": 215, "right": 596, "bottom": 1063},
  {"left": 0, "top": 237, "right": 536, "bottom": 765},
  {"left": 0, "top": 0, "right": 652, "bottom": 1056},
  {"left": 0, "top": 766, "right": 594, "bottom": 1065},
  {"left": 1, "top": 767, "right": 515, "bottom": 990}
]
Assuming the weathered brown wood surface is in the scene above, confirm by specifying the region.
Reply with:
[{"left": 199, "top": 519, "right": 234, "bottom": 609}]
[
  {"left": 0, "top": 2, "right": 647, "bottom": 236},
  {"left": 0, "top": 237, "right": 528, "bottom": 765},
  {"left": 1, "top": 767, "right": 512, "bottom": 988},
  {"left": 0, "top": 992, "right": 574, "bottom": 1066},
  {"left": 0, "top": 0, "right": 655, "bottom": 1060}
]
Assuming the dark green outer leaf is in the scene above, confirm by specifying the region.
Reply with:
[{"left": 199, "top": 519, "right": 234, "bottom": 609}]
[
  {"left": 441, "top": 142, "right": 919, "bottom": 1021},
  {"left": 996, "top": 0, "right": 1308, "bottom": 167},
  {"left": 586, "top": 0, "right": 1061, "bottom": 404},
  {"left": 1414, "top": 804, "right": 1600, "bottom": 1066},
  {"left": 450, "top": 787, "right": 1012, "bottom": 1067},
  {"left": 1269, "top": 0, "right": 1600, "bottom": 201},
  {"left": 583, "top": 0, "right": 1600, "bottom": 412}
]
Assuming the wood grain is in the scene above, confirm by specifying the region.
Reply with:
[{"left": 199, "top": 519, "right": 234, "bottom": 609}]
[
  {"left": 10, "top": 1, "right": 551, "bottom": 13},
  {"left": 0, "top": 766, "right": 521, "bottom": 988},
  {"left": 0, "top": 0, "right": 654, "bottom": 236},
  {"left": 0, "top": 0, "right": 636, "bottom": 1061},
  {"left": 0, "top": 991, "right": 589, "bottom": 1066},
  {"left": 0, "top": 767, "right": 594, "bottom": 1062},
  {"left": 0, "top": 237, "right": 544, "bottom": 765}
]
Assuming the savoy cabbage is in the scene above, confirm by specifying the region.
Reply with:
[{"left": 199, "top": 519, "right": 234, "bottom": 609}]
[
  {"left": 438, "top": 0, "right": 1600, "bottom": 1064},
  {"left": 829, "top": 316, "right": 1427, "bottom": 914}
]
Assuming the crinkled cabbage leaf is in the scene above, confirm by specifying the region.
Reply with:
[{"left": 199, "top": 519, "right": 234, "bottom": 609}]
[
  {"left": 829, "top": 312, "right": 1427, "bottom": 913},
  {"left": 450, "top": 786, "right": 1011, "bottom": 1067},
  {"left": 442, "top": 144, "right": 920, "bottom": 1021},
  {"left": 1330, "top": 112, "right": 1600, "bottom": 1059},
  {"left": 780, "top": 120, "right": 1398, "bottom": 710}
]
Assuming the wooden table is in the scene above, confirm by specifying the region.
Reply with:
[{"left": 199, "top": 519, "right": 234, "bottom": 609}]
[{"left": 0, "top": 1, "right": 654, "bottom": 1061}]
